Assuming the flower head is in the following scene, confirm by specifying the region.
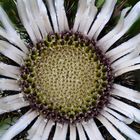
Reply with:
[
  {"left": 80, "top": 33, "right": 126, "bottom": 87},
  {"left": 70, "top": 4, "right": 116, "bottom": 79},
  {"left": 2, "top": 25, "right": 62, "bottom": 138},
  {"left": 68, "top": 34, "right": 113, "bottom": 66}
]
[{"left": 0, "top": 0, "right": 140, "bottom": 139}]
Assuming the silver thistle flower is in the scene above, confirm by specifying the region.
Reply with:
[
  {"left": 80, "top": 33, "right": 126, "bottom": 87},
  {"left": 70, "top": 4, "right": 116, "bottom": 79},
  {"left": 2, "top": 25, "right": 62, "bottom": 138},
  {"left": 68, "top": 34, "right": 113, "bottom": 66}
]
[{"left": 0, "top": 0, "right": 140, "bottom": 140}]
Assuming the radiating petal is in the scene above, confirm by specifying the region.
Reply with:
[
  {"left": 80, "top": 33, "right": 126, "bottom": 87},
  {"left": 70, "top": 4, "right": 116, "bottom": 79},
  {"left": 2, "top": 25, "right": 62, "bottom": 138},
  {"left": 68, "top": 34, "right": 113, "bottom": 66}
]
[
  {"left": 0, "top": 7, "right": 28, "bottom": 53},
  {"left": 105, "top": 33, "right": 140, "bottom": 58},
  {"left": 17, "top": 0, "right": 42, "bottom": 44},
  {"left": 45, "top": 0, "right": 59, "bottom": 32},
  {"left": 104, "top": 107, "right": 133, "bottom": 124},
  {"left": 0, "top": 93, "right": 23, "bottom": 103},
  {"left": 108, "top": 47, "right": 136, "bottom": 63},
  {"left": 97, "top": 115, "right": 126, "bottom": 140},
  {"left": 115, "top": 65, "right": 140, "bottom": 77},
  {"left": 0, "top": 40, "right": 26, "bottom": 65},
  {"left": 97, "top": 7, "right": 131, "bottom": 51},
  {"left": 21, "top": 0, "right": 43, "bottom": 41},
  {"left": 88, "top": 0, "right": 117, "bottom": 40},
  {"left": 73, "top": 0, "right": 87, "bottom": 32},
  {"left": 1, "top": 110, "right": 38, "bottom": 140},
  {"left": 0, "top": 93, "right": 29, "bottom": 115},
  {"left": 112, "top": 84, "right": 140, "bottom": 104},
  {"left": 41, "top": 120, "right": 55, "bottom": 140},
  {"left": 53, "top": 123, "right": 68, "bottom": 140},
  {"left": 76, "top": 123, "right": 87, "bottom": 140},
  {"left": 109, "top": 103, "right": 135, "bottom": 122},
  {"left": 110, "top": 97, "right": 140, "bottom": 123},
  {"left": 0, "top": 79, "right": 20, "bottom": 91},
  {"left": 30, "top": 116, "right": 46, "bottom": 140},
  {"left": 17, "top": 0, "right": 36, "bottom": 43},
  {"left": 82, "top": 119, "right": 104, "bottom": 140},
  {"left": 101, "top": 111, "right": 140, "bottom": 140},
  {"left": 28, "top": 116, "right": 44, "bottom": 139},
  {"left": 112, "top": 51, "right": 140, "bottom": 70},
  {"left": 55, "top": 0, "right": 69, "bottom": 32},
  {"left": 70, "top": 125, "right": 76, "bottom": 140},
  {"left": 0, "top": 63, "right": 20, "bottom": 79},
  {"left": 78, "top": 0, "right": 97, "bottom": 34},
  {"left": 99, "top": 1, "right": 140, "bottom": 51},
  {"left": 22, "top": 0, "right": 53, "bottom": 39},
  {"left": 112, "top": 52, "right": 140, "bottom": 71},
  {"left": 37, "top": 0, "right": 53, "bottom": 33}
]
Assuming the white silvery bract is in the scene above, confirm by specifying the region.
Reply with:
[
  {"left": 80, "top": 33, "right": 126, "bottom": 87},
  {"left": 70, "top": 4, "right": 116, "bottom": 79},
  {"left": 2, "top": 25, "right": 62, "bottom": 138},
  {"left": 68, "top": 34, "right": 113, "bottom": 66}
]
[{"left": 0, "top": 0, "right": 140, "bottom": 140}]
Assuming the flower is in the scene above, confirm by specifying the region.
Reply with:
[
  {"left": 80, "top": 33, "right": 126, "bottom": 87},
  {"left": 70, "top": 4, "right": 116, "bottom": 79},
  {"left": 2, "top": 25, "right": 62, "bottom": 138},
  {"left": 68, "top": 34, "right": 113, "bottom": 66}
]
[{"left": 0, "top": 0, "right": 140, "bottom": 139}]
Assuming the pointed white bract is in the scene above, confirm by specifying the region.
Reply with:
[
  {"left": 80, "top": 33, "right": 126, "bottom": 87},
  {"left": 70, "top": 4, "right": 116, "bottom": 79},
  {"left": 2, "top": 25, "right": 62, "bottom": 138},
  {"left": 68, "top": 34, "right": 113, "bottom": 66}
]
[
  {"left": 24, "top": 0, "right": 51, "bottom": 39},
  {"left": 55, "top": 0, "right": 69, "bottom": 32},
  {"left": 101, "top": 111, "right": 140, "bottom": 140},
  {"left": 37, "top": 0, "right": 53, "bottom": 33},
  {"left": 113, "top": 56, "right": 140, "bottom": 72},
  {"left": 27, "top": 116, "right": 44, "bottom": 139},
  {"left": 1, "top": 110, "right": 38, "bottom": 140},
  {"left": 97, "top": 7, "right": 131, "bottom": 50},
  {"left": 0, "top": 63, "right": 20, "bottom": 79},
  {"left": 106, "top": 33, "right": 140, "bottom": 59},
  {"left": 30, "top": 116, "right": 46, "bottom": 140},
  {"left": 53, "top": 123, "right": 68, "bottom": 140},
  {"left": 110, "top": 97, "right": 140, "bottom": 123},
  {"left": 112, "top": 51, "right": 140, "bottom": 70},
  {"left": 88, "top": 0, "right": 117, "bottom": 40},
  {"left": 97, "top": 115, "right": 126, "bottom": 140},
  {"left": 45, "top": 0, "right": 59, "bottom": 32},
  {"left": 106, "top": 33, "right": 140, "bottom": 69},
  {"left": 0, "top": 93, "right": 29, "bottom": 115},
  {"left": 0, "top": 7, "right": 28, "bottom": 54},
  {"left": 112, "top": 84, "right": 140, "bottom": 104},
  {"left": 17, "top": 0, "right": 42, "bottom": 44},
  {"left": 78, "top": 0, "right": 98, "bottom": 34},
  {"left": 109, "top": 103, "right": 135, "bottom": 122},
  {"left": 115, "top": 65, "right": 140, "bottom": 77},
  {"left": 41, "top": 120, "right": 55, "bottom": 140},
  {"left": 0, "top": 93, "right": 23, "bottom": 103},
  {"left": 0, "top": 79, "right": 20, "bottom": 91},
  {"left": 98, "top": 1, "right": 140, "bottom": 51},
  {"left": 108, "top": 47, "right": 137, "bottom": 64},
  {"left": 104, "top": 107, "right": 133, "bottom": 124},
  {"left": 82, "top": 119, "right": 104, "bottom": 140},
  {"left": 111, "top": 43, "right": 140, "bottom": 69},
  {"left": 73, "top": 0, "right": 87, "bottom": 32},
  {"left": 76, "top": 123, "right": 87, "bottom": 140},
  {"left": 0, "top": 40, "right": 26, "bottom": 65},
  {"left": 70, "top": 125, "right": 76, "bottom": 140}
]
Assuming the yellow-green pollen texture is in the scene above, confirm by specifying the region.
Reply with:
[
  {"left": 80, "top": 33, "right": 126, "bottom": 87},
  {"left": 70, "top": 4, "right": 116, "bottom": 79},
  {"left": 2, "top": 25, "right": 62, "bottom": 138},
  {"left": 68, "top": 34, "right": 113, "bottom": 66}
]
[{"left": 20, "top": 33, "right": 110, "bottom": 122}]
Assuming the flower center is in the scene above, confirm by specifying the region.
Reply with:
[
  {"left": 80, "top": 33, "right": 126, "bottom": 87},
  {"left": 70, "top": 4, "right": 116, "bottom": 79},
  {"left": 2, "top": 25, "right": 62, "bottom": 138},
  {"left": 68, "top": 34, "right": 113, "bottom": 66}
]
[{"left": 20, "top": 32, "right": 113, "bottom": 123}]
